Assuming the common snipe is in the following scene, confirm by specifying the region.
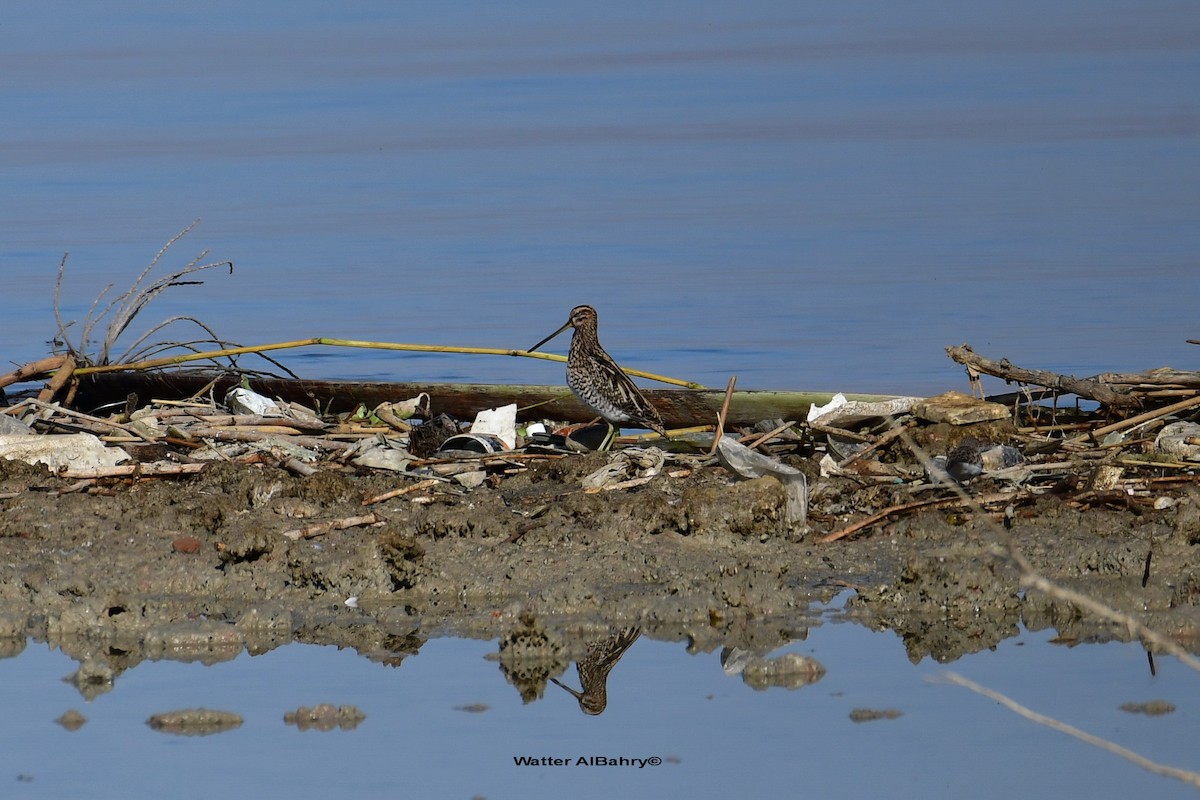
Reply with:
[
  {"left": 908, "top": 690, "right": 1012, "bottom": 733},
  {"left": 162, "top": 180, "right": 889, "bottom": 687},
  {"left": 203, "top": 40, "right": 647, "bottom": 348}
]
[{"left": 529, "top": 305, "right": 668, "bottom": 439}]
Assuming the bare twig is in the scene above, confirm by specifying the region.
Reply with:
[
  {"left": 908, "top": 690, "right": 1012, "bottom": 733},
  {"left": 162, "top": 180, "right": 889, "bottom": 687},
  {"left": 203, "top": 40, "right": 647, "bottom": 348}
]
[
  {"left": 25, "top": 398, "right": 157, "bottom": 442},
  {"left": 818, "top": 491, "right": 1019, "bottom": 543},
  {"left": 282, "top": 513, "right": 380, "bottom": 541},
  {"left": 742, "top": 419, "right": 796, "bottom": 450},
  {"left": 836, "top": 420, "right": 913, "bottom": 469},
  {"left": 52, "top": 221, "right": 236, "bottom": 369},
  {"left": 362, "top": 479, "right": 441, "bottom": 506}
]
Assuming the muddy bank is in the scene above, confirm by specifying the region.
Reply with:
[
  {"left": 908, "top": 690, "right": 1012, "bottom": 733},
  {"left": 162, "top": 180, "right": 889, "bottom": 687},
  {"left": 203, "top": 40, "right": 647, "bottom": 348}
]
[{"left": 1, "top": 447, "right": 1198, "bottom": 691}]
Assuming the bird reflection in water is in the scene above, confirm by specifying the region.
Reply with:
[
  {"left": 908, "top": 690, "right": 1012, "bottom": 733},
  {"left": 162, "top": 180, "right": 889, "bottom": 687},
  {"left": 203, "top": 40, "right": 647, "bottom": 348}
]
[{"left": 551, "top": 627, "right": 641, "bottom": 715}]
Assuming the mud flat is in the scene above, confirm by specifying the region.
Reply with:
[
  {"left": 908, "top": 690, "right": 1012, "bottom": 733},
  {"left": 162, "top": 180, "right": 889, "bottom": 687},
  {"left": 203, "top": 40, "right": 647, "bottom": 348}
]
[{"left": 0, "top": 445, "right": 1196, "bottom": 685}]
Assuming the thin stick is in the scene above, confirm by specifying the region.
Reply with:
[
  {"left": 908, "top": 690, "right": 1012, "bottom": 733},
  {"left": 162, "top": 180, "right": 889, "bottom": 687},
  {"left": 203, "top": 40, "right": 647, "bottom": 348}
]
[
  {"left": 1065, "top": 394, "right": 1200, "bottom": 446},
  {"left": 742, "top": 420, "right": 795, "bottom": 450},
  {"left": 940, "top": 672, "right": 1200, "bottom": 789},
  {"left": 810, "top": 423, "right": 873, "bottom": 443},
  {"left": 25, "top": 398, "right": 156, "bottom": 443},
  {"left": 709, "top": 376, "right": 737, "bottom": 456},
  {"left": 70, "top": 337, "right": 704, "bottom": 388},
  {"left": 363, "top": 478, "right": 441, "bottom": 506},
  {"left": 836, "top": 421, "right": 912, "bottom": 469},
  {"left": 282, "top": 513, "right": 380, "bottom": 541},
  {"left": 191, "top": 427, "right": 353, "bottom": 452},
  {"left": 819, "top": 491, "right": 1019, "bottom": 543}
]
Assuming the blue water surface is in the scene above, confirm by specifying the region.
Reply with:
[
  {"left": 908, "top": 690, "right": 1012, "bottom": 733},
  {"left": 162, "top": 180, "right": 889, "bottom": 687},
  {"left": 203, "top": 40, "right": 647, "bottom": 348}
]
[{"left": 2, "top": 1, "right": 1196, "bottom": 393}]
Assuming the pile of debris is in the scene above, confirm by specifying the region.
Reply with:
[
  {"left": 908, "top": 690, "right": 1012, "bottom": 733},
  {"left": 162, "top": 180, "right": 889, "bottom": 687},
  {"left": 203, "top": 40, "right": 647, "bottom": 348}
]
[{"left": 1, "top": 344, "right": 1198, "bottom": 542}]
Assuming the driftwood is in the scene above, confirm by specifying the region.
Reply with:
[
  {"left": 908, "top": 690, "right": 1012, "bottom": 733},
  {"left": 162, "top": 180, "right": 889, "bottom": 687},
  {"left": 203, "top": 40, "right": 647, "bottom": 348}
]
[{"left": 946, "top": 345, "right": 1140, "bottom": 408}]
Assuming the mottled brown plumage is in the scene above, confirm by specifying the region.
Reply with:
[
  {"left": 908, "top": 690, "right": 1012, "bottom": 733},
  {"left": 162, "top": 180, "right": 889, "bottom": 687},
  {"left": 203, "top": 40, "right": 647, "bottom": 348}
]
[
  {"left": 529, "top": 305, "right": 668, "bottom": 438},
  {"left": 551, "top": 628, "right": 641, "bottom": 715}
]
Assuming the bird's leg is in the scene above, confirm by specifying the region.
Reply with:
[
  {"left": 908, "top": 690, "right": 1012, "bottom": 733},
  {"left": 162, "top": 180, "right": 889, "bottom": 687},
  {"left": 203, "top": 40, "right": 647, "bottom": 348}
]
[{"left": 600, "top": 422, "right": 617, "bottom": 452}]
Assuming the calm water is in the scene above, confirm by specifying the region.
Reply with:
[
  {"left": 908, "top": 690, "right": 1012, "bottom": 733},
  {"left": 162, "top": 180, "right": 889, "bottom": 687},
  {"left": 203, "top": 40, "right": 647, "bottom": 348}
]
[
  {"left": 2, "top": 1, "right": 1197, "bottom": 394},
  {"left": 2, "top": 2, "right": 1199, "bottom": 796},
  {"left": 2, "top": 607, "right": 1198, "bottom": 800}
]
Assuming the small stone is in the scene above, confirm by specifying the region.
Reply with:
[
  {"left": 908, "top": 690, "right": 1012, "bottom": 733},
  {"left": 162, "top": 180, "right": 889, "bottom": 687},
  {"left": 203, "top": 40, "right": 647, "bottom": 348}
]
[
  {"left": 454, "top": 703, "right": 490, "bottom": 713},
  {"left": 55, "top": 709, "right": 87, "bottom": 730},
  {"left": 850, "top": 708, "right": 903, "bottom": 722},
  {"left": 172, "top": 536, "right": 202, "bottom": 554},
  {"left": 1119, "top": 700, "right": 1175, "bottom": 716},
  {"left": 283, "top": 703, "right": 366, "bottom": 731},
  {"left": 740, "top": 653, "right": 826, "bottom": 690},
  {"left": 147, "top": 708, "right": 243, "bottom": 736}
]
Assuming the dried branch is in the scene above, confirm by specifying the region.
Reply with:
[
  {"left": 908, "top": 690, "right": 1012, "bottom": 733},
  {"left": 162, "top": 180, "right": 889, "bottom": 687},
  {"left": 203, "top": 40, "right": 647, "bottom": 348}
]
[{"left": 946, "top": 344, "right": 1139, "bottom": 408}]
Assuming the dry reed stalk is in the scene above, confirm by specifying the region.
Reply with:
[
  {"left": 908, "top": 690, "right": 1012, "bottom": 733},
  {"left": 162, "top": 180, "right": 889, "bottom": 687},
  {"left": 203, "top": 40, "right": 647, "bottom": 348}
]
[
  {"left": 53, "top": 221, "right": 235, "bottom": 369},
  {"left": 24, "top": 398, "right": 157, "bottom": 442},
  {"left": 709, "top": 375, "right": 737, "bottom": 455},
  {"left": 36, "top": 356, "right": 76, "bottom": 403},
  {"left": 0, "top": 355, "right": 69, "bottom": 390},
  {"left": 76, "top": 337, "right": 704, "bottom": 388}
]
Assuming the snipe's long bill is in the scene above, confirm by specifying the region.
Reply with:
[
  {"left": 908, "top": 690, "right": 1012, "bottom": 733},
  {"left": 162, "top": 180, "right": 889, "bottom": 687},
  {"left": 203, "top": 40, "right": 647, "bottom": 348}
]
[{"left": 529, "top": 304, "right": 668, "bottom": 439}]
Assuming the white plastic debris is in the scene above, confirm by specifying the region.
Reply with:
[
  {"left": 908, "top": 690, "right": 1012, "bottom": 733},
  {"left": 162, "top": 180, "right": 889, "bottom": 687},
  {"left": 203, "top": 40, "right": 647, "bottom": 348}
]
[
  {"left": 225, "top": 387, "right": 283, "bottom": 416},
  {"left": 716, "top": 435, "right": 807, "bottom": 528},
  {"left": 469, "top": 404, "right": 517, "bottom": 450},
  {"left": 387, "top": 393, "right": 430, "bottom": 420},
  {"left": 807, "top": 393, "right": 848, "bottom": 422},
  {"left": 351, "top": 445, "right": 413, "bottom": 473},
  {"left": 808, "top": 394, "right": 921, "bottom": 427},
  {"left": 0, "top": 433, "right": 128, "bottom": 471}
]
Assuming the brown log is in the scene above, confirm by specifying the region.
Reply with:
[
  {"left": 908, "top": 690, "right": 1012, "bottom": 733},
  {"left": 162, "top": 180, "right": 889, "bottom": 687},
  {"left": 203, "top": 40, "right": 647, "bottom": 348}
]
[{"left": 73, "top": 370, "right": 906, "bottom": 429}]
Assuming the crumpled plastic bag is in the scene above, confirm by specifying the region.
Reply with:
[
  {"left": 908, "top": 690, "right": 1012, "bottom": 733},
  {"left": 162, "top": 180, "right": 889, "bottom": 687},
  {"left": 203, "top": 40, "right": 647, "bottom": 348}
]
[
  {"left": 716, "top": 435, "right": 807, "bottom": 528},
  {"left": 225, "top": 387, "right": 283, "bottom": 416}
]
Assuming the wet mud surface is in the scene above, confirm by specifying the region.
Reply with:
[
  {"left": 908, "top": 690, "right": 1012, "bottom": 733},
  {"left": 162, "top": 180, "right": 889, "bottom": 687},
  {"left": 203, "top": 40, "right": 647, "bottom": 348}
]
[{"left": 0, "top": 451, "right": 1198, "bottom": 688}]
